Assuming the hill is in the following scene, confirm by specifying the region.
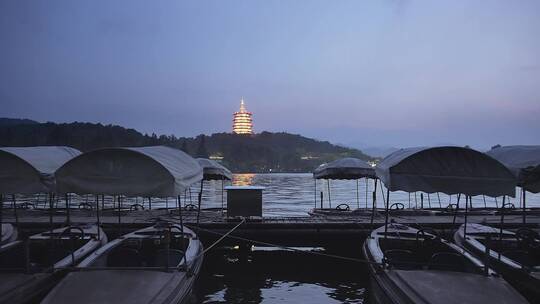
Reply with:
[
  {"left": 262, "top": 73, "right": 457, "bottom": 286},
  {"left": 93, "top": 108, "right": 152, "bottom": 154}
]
[{"left": 0, "top": 119, "right": 372, "bottom": 172}]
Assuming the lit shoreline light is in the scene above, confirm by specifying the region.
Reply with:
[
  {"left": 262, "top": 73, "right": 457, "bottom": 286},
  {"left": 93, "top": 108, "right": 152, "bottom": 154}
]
[{"left": 232, "top": 98, "right": 253, "bottom": 135}]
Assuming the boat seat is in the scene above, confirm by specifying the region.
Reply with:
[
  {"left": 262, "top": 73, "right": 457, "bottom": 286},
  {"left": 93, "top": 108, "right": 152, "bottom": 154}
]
[
  {"left": 383, "top": 249, "right": 418, "bottom": 270},
  {"left": 428, "top": 252, "right": 467, "bottom": 272},
  {"left": 107, "top": 247, "right": 142, "bottom": 267},
  {"left": 502, "top": 250, "right": 534, "bottom": 267},
  {"left": 154, "top": 249, "right": 184, "bottom": 268}
]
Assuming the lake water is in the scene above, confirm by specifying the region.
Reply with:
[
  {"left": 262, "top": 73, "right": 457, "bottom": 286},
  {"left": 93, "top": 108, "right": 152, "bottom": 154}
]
[
  {"left": 194, "top": 173, "right": 540, "bottom": 217},
  {"left": 190, "top": 173, "right": 539, "bottom": 304}
]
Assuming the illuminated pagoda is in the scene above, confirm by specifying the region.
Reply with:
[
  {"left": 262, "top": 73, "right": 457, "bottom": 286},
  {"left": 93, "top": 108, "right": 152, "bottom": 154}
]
[{"left": 232, "top": 98, "right": 253, "bottom": 135}]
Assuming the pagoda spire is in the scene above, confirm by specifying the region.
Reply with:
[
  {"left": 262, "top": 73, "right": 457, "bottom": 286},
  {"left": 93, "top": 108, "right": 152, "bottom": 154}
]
[{"left": 232, "top": 97, "right": 253, "bottom": 135}]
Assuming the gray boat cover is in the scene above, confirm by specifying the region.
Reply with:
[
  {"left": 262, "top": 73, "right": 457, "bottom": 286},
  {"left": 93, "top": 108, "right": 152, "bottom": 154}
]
[
  {"left": 0, "top": 146, "right": 81, "bottom": 194},
  {"left": 55, "top": 146, "right": 202, "bottom": 197},
  {"left": 376, "top": 147, "right": 516, "bottom": 197},
  {"left": 197, "top": 158, "right": 233, "bottom": 180},
  {"left": 313, "top": 157, "right": 376, "bottom": 179},
  {"left": 487, "top": 145, "right": 540, "bottom": 193}
]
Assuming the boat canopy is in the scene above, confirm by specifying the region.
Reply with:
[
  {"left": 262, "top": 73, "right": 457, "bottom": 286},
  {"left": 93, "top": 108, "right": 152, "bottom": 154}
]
[
  {"left": 375, "top": 146, "right": 516, "bottom": 197},
  {"left": 487, "top": 145, "right": 540, "bottom": 193},
  {"left": 197, "top": 158, "right": 232, "bottom": 180},
  {"left": 0, "top": 146, "right": 81, "bottom": 194},
  {"left": 313, "top": 157, "right": 376, "bottom": 180},
  {"left": 55, "top": 146, "right": 202, "bottom": 197}
]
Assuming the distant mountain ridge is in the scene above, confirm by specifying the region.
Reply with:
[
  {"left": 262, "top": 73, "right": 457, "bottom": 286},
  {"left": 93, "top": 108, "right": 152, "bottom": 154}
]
[{"left": 0, "top": 119, "right": 372, "bottom": 173}]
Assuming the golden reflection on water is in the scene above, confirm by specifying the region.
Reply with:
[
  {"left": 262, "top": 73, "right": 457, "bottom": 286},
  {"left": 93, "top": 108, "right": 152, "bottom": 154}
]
[{"left": 233, "top": 173, "right": 255, "bottom": 186}]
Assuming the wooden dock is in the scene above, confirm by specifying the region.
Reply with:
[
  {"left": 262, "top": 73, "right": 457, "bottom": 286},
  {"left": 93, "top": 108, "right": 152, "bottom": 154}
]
[{"left": 3, "top": 208, "right": 540, "bottom": 248}]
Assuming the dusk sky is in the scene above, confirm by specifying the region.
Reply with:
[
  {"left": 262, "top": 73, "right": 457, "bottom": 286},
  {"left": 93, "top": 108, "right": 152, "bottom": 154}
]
[{"left": 1, "top": 1, "right": 539, "bottom": 150}]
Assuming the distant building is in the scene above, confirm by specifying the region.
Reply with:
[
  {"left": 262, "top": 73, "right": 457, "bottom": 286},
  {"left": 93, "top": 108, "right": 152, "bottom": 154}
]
[{"left": 232, "top": 98, "right": 253, "bottom": 135}]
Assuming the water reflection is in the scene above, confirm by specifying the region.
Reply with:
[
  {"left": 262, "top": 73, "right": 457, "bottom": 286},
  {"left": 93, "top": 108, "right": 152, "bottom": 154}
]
[
  {"left": 233, "top": 173, "right": 256, "bottom": 186},
  {"left": 195, "top": 248, "right": 366, "bottom": 304}
]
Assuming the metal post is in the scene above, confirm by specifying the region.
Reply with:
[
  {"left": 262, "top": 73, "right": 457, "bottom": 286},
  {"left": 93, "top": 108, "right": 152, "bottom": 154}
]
[
  {"left": 420, "top": 193, "right": 424, "bottom": 209},
  {"left": 494, "top": 197, "right": 499, "bottom": 208},
  {"left": 314, "top": 179, "right": 317, "bottom": 209},
  {"left": 437, "top": 192, "right": 442, "bottom": 208},
  {"left": 414, "top": 192, "right": 418, "bottom": 209},
  {"left": 370, "top": 179, "right": 378, "bottom": 225},
  {"left": 484, "top": 235, "right": 491, "bottom": 276},
  {"left": 117, "top": 196, "right": 121, "bottom": 225},
  {"left": 380, "top": 184, "right": 386, "bottom": 209},
  {"left": 499, "top": 196, "right": 506, "bottom": 242},
  {"left": 523, "top": 189, "right": 526, "bottom": 224},
  {"left": 222, "top": 177, "right": 225, "bottom": 216},
  {"left": 452, "top": 193, "right": 461, "bottom": 225},
  {"left": 177, "top": 195, "right": 187, "bottom": 268},
  {"left": 483, "top": 195, "right": 487, "bottom": 208},
  {"left": 320, "top": 191, "right": 323, "bottom": 209},
  {"left": 365, "top": 178, "right": 369, "bottom": 209},
  {"left": 384, "top": 189, "right": 390, "bottom": 238},
  {"left": 166, "top": 197, "right": 169, "bottom": 210},
  {"left": 149, "top": 197, "right": 152, "bottom": 210},
  {"left": 427, "top": 193, "right": 431, "bottom": 208},
  {"left": 356, "top": 179, "right": 360, "bottom": 209},
  {"left": 464, "top": 195, "right": 468, "bottom": 237},
  {"left": 12, "top": 194, "right": 18, "bottom": 226},
  {"left": 196, "top": 181, "right": 203, "bottom": 226},
  {"left": 96, "top": 195, "right": 101, "bottom": 241},
  {"left": 408, "top": 193, "right": 411, "bottom": 208},
  {"left": 327, "top": 179, "right": 331, "bottom": 208},
  {"left": 65, "top": 194, "right": 70, "bottom": 225}
]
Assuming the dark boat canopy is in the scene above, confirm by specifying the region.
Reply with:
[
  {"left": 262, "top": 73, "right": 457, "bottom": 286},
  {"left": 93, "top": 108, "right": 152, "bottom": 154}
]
[
  {"left": 487, "top": 145, "right": 540, "bottom": 193},
  {"left": 376, "top": 146, "right": 516, "bottom": 197},
  {"left": 313, "top": 157, "right": 376, "bottom": 180},
  {"left": 0, "top": 146, "right": 81, "bottom": 194},
  {"left": 55, "top": 146, "right": 202, "bottom": 197},
  {"left": 197, "top": 158, "right": 233, "bottom": 180}
]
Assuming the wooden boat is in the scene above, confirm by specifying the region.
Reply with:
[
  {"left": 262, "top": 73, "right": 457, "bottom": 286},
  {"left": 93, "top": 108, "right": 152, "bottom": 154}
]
[
  {"left": 1, "top": 223, "right": 17, "bottom": 246},
  {"left": 0, "top": 224, "right": 106, "bottom": 304},
  {"left": 41, "top": 222, "right": 204, "bottom": 304},
  {"left": 363, "top": 223, "right": 528, "bottom": 304},
  {"left": 454, "top": 223, "right": 540, "bottom": 303}
]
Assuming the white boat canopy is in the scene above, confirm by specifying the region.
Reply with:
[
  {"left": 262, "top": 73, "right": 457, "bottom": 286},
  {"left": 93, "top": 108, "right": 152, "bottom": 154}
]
[
  {"left": 0, "top": 146, "right": 81, "bottom": 194},
  {"left": 487, "top": 145, "right": 540, "bottom": 193},
  {"left": 55, "top": 146, "right": 203, "bottom": 197},
  {"left": 376, "top": 146, "right": 516, "bottom": 197},
  {"left": 313, "top": 158, "right": 376, "bottom": 180},
  {"left": 197, "top": 158, "right": 233, "bottom": 180}
]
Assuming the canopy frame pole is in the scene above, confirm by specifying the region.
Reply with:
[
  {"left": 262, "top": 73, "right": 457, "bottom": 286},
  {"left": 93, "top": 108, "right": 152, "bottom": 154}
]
[
  {"left": 499, "top": 196, "right": 506, "bottom": 242},
  {"left": 12, "top": 194, "right": 18, "bottom": 226},
  {"left": 48, "top": 193, "right": 55, "bottom": 270},
  {"left": 383, "top": 189, "right": 390, "bottom": 238},
  {"left": 408, "top": 193, "right": 411, "bottom": 209},
  {"left": 420, "top": 193, "right": 424, "bottom": 209},
  {"left": 427, "top": 193, "right": 431, "bottom": 208},
  {"left": 196, "top": 181, "right": 203, "bottom": 226},
  {"left": 95, "top": 194, "right": 101, "bottom": 241},
  {"left": 117, "top": 196, "right": 121, "bottom": 226},
  {"left": 222, "top": 177, "right": 225, "bottom": 216},
  {"left": 365, "top": 178, "right": 369, "bottom": 209},
  {"left": 414, "top": 192, "right": 418, "bottom": 209},
  {"left": 327, "top": 179, "right": 331, "bottom": 208},
  {"left": 437, "top": 192, "right": 441, "bottom": 208},
  {"left": 494, "top": 197, "right": 499, "bottom": 208},
  {"left": 165, "top": 197, "right": 169, "bottom": 210},
  {"left": 356, "top": 179, "right": 360, "bottom": 210},
  {"left": 370, "top": 179, "right": 378, "bottom": 225},
  {"left": 483, "top": 195, "right": 487, "bottom": 208},
  {"left": 522, "top": 189, "right": 526, "bottom": 224},
  {"left": 177, "top": 195, "right": 187, "bottom": 269},
  {"left": 380, "top": 183, "right": 386, "bottom": 209},
  {"left": 452, "top": 194, "right": 461, "bottom": 225},
  {"left": 148, "top": 197, "right": 152, "bottom": 210},
  {"left": 320, "top": 191, "right": 323, "bottom": 209},
  {"left": 65, "top": 194, "right": 70, "bottom": 226},
  {"left": 464, "top": 195, "right": 468, "bottom": 237},
  {"left": 314, "top": 179, "right": 317, "bottom": 209}
]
